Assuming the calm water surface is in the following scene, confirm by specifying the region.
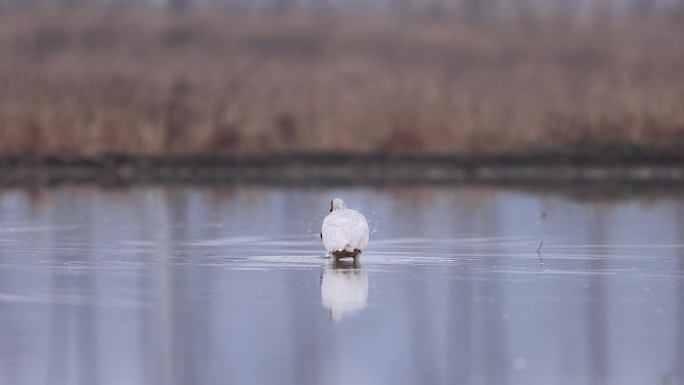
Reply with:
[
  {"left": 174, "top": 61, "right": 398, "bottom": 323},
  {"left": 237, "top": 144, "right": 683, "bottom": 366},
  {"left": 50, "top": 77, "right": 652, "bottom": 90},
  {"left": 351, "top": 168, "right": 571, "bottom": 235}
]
[{"left": 0, "top": 185, "right": 683, "bottom": 385}]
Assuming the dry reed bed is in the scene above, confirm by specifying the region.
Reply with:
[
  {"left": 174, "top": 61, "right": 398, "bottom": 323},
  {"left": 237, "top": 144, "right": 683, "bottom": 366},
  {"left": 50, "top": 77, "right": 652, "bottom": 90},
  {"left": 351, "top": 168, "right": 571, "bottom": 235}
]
[{"left": 0, "top": 8, "right": 683, "bottom": 158}]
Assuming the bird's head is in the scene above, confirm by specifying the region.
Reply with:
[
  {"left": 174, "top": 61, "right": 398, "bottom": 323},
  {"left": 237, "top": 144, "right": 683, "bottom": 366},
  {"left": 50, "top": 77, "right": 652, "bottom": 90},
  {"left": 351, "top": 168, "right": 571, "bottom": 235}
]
[{"left": 330, "top": 198, "right": 346, "bottom": 212}]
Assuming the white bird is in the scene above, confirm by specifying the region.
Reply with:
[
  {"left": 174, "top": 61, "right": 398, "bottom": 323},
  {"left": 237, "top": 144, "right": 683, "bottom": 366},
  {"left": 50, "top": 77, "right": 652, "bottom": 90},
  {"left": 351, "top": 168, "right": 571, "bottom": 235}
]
[{"left": 321, "top": 198, "right": 369, "bottom": 260}]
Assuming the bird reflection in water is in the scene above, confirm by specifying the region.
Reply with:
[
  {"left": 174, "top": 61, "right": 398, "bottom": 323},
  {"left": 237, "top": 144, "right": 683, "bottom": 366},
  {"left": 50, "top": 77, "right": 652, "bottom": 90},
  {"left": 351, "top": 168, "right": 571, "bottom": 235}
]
[{"left": 320, "top": 258, "right": 368, "bottom": 322}]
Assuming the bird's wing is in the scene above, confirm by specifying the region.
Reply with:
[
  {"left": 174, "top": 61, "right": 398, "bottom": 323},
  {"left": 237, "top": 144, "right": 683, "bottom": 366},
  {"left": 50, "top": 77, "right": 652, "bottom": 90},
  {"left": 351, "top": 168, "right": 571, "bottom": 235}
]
[
  {"left": 350, "top": 211, "right": 369, "bottom": 251},
  {"left": 322, "top": 213, "right": 353, "bottom": 252}
]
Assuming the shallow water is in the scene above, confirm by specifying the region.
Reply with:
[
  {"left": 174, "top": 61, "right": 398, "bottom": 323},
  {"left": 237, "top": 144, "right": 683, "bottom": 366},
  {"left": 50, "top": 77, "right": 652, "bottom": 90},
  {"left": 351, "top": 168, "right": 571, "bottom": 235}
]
[{"left": 0, "top": 184, "right": 683, "bottom": 385}]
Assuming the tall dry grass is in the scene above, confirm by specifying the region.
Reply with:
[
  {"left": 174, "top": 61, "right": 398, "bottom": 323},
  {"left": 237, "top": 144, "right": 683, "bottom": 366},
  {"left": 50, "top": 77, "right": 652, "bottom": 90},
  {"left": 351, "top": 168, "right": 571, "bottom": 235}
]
[{"left": 0, "top": 7, "right": 683, "bottom": 159}]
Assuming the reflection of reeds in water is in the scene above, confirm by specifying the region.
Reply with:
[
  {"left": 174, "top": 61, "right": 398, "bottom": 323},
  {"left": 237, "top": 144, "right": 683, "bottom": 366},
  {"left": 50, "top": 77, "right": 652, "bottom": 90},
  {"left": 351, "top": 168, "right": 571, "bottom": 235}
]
[
  {"left": 321, "top": 259, "right": 368, "bottom": 322},
  {"left": 0, "top": 9, "right": 683, "bottom": 158}
]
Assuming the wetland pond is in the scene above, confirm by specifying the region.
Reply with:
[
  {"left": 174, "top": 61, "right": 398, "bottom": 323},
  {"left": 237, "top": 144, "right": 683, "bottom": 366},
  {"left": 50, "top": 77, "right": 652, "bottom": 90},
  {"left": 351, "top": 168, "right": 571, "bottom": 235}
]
[{"left": 0, "top": 184, "right": 683, "bottom": 385}]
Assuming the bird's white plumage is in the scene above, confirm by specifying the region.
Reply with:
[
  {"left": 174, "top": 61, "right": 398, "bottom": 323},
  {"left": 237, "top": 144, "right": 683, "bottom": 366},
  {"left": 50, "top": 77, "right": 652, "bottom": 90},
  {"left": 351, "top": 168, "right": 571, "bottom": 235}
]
[{"left": 321, "top": 198, "right": 369, "bottom": 258}]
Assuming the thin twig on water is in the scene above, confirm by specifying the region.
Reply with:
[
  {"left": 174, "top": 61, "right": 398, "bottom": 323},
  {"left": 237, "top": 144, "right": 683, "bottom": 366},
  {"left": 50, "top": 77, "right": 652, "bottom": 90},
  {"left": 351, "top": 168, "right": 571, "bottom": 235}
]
[{"left": 537, "top": 241, "right": 544, "bottom": 265}]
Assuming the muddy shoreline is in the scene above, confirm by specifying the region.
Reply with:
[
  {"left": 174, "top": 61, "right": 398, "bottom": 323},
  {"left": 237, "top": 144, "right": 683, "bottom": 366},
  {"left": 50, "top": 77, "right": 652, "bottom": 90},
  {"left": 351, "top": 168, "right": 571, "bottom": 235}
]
[{"left": 1, "top": 155, "right": 684, "bottom": 186}]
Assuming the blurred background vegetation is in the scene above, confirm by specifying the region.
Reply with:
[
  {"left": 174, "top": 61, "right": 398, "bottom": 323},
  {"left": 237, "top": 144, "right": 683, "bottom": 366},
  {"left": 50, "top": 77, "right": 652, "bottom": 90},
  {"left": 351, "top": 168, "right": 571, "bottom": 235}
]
[{"left": 0, "top": 0, "right": 683, "bottom": 160}]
